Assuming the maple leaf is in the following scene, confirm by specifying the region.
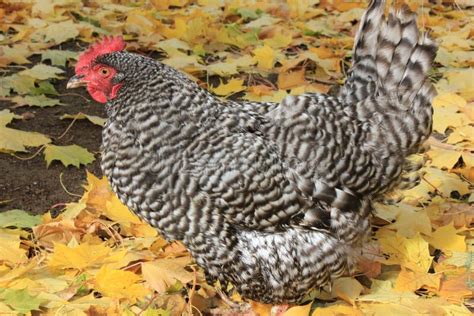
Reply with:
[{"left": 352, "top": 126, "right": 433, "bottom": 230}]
[
  {"left": 424, "top": 222, "right": 467, "bottom": 252},
  {"left": 0, "top": 209, "right": 41, "bottom": 228},
  {"left": 18, "top": 64, "right": 64, "bottom": 80},
  {"left": 60, "top": 113, "right": 106, "bottom": 127},
  {"left": 278, "top": 69, "right": 306, "bottom": 90},
  {"left": 253, "top": 45, "right": 275, "bottom": 70},
  {"left": 33, "top": 20, "right": 80, "bottom": 44},
  {"left": 11, "top": 95, "right": 62, "bottom": 108},
  {"left": 0, "top": 109, "right": 51, "bottom": 153},
  {"left": 394, "top": 268, "right": 441, "bottom": 292},
  {"left": 0, "top": 288, "right": 44, "bottom": 313},
  {"left": 43, "top": 144, "right": 95, "bottom": 168},
  {"left": 41, "top": 50, "right": 78, "bottom": 67},
  {"left": 48, "top": 242, "right": 112, "bottom": 271},
  {"left": 0, "top": 230, "right": 28, "bottom": 265},
  {"left": 211, "top": 78, "right": 246, "bottom": 96},
  {"left": 94, "top": 266, "right": 149, "bottom": 303},
  {"left": 377, "top": 230, "right": 433, "bottom": 273},
  {"left": 141, "top": 257, "right": 193, "bottom": 293}
]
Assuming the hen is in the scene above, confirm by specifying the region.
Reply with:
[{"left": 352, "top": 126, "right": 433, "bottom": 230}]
[{"left": 67, "top": 0, "right": 437, "bottom": 304}]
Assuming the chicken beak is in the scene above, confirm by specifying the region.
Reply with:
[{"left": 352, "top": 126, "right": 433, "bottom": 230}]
[{"left": 66, "top": 75, "right": 87, "bottom": 89}]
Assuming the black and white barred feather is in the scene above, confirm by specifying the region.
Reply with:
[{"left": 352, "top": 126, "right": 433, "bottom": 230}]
[{"left": 97, "top": 0, "right": 437, "bottom": 303}]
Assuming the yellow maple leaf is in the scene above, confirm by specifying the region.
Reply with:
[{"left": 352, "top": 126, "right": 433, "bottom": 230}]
[
  {"left": 436, "top": 68, "right": 474, "bottom": 101},
  {"left": 403, "top": 167, "right": 470, "bottom": 201},
  {"left": 312, "top": 305, "right": 363, "bottom": 316},
  {"left": 94, "top": 266, "right": 149, "bottom": 303},
  {"left": 81, "top": 172, "right": 112, "bottom": 212},
  {"left": 211, "top": 78, "right": 245, "bottom": 96},
  {"left": 432, "top": 107, "right": 470, "bottom": 133},
  {"left": 379, "top": 204, "right": 432, "bottom": 238},
  {"left": 377, "top": 230, "right": 432, "bottom": 273},
  {"left": 253, "top": 45, "right": 275, "bottom": 70},
  {"left": 447, "top": 125, "right": 474, "bottom": 145},
  {"left": 105, "top": 196, "right": 142, "bottom": 226},
  {"left": 394, "top": 269, "right": 441, "bottom": 292},
  {"left": 357, "top": 279, "right": 418, "bottom": 304},
  {"left": 0, "top": 230, "right": 28, "bottom": 265},
  {"left": 263, "top": 33, "right": 293, "bottom": 49},
  {"left": 283, "top": 302, "right": 311, "bottom": 316},
  {"left": 278, "top": 69, "right": 306, "bottom": 90},
  {"left": 428, "top": 148, "right": 462, "bottom": 169},
  {"left": 48, "top": 242, "right": 111, "bottom": 270},
  {"left": 424, "top": 222, "right": 466, "bottom": 252},
  {"left": 433, "top": 93, "right": 467, "bottom": 110},
  {"left": 141, "top": 257, "right": 193, "bottom": 293}
]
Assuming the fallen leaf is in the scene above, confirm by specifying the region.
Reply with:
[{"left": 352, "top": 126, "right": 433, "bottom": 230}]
[
  {"left": 0, "top": 110, "right": 51, "bottom": 152},
  {"left": 19, "top": 64, "right": 64, "bottom": 81},
  {"left": 424, "top": 222, "right": 466, "bottom": 252},
  {"left": 0, "top": 288, "right": 44, "bottom": 314},
  {"left": 43, "top": 144, "right": 95, "bottom": 168},
  {"left": 0, "top": 230, "right": 28, "bottom": 264},
  {"left": 48, "top": 242, "right": 111, "bottom": 271},
  {"left": 95, "top": 266, "right": 149, "bottom": 303},
  {"left": 211, "top": 78, "right": 246, "bottom": 96},
  {"left": 253, "top": 45, "right": 275, "bottom": 70},
  {"left": 283, "top": 303, "right": 311, "bottom": 316},
  {"left": 278, "top": 69, "right": 306, "bottom": 90},
  {"left": 0, "top": 210, "right": 41, "bottom": 228},
  {"left": 394, "top": 269, "right": 441, "bottom": 292},
  {"left": 377, "top": 230, "right": 433, "bottom": 273},
  {"left": 11, "top": 95, "right": 62, "bottom": 108},
  {"left": 141, "top": 257, "right": 193, "bottom": 293},
  {"left": 60, "top": 113, "right": 106, "bottom": 127},
  {"left": 41, "top": 50, "right": 78, "bottom": 67}
]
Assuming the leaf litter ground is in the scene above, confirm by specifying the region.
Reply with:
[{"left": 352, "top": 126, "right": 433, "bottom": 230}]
[{"left": 0, "top": 0, "right": 473, "bottom": 315}]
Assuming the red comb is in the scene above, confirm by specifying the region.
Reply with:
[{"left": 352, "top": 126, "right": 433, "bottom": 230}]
[{"left": 75, "top": 36, "right": 126, "bottom": 73}]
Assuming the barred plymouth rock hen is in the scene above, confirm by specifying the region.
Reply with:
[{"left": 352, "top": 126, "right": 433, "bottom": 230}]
[{"left": 67, "top": 0, "right": 437, "bottom": 304}]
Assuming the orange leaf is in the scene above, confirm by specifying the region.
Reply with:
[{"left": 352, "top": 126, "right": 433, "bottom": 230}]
[{"left": 278, "top": 69, "right": 306, "bottom": 90}]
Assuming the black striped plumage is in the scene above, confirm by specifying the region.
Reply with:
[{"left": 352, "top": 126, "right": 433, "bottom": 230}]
[{"left": 88, "top": 0, "right": 437, "bottom": 303}]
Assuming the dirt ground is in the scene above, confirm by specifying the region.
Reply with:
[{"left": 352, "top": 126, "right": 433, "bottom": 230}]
[{"left": 0, "top": 45, "right": 106, "bottom": 214}]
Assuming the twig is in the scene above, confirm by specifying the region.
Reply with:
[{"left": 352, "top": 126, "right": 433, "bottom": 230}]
[
  {"left": 57, "top": 113, "right": 81, "bottom": 140},
  {"left": 421, "top": 174, "right": 448, "bottom": 199},
  {"left": 12, "top": 144, "right": 47, "bottom": 161},
  {"left": 59, "top": 172, "right": 82, "bottom": 197},
  {"left": 187, "top": 265, "right": 199, "bottom": 316},
  {"left": 59, "top": 93, "right": 91, "bottom": 103},
  {"left": 137, "top": 292, "right": 159, "bottom": 316},
  {"left": 427, "top": 137, "right": 473, "bottom": 152}
]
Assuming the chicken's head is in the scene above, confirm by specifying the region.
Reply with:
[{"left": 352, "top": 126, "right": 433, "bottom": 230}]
[{"left": 67, "top": 36, "right": 126, "bottom": 103}]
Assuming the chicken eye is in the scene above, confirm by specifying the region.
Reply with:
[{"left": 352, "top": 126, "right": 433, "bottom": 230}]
[{"left": 100, "top": 68, "right": 110, "bottom": 76}]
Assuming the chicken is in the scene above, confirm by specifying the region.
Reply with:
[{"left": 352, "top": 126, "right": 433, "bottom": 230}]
[{"left": 67, "top": 0, "right": 437, "bottom": 304}]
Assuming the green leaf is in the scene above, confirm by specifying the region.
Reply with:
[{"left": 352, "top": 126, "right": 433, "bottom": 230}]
[
  {"left": 0, "top": 109, "right": 21, "bottom": 126},
  {"left": 236, "top": 8, "right": 262, "bottom": 20},
  {"left": 44, "top": 144, "right": 95, "bottom": 168},
  {"left": 0, "top": 289, "right": 44, "bottom": 313},
  {"left": 60, "top": 113, "right": 106, "bottom": 126},
  {"left": 11, "top": 95, "right": 62, "bottom": 108},
  {"left": 0, "top": 209, "right": 41, "bottom": 228},
  {"left": 9, "top": 74, "right": 37, "bottom": 95},
  {"left": 41, "top": 50, "right": 78, "bottom": 67},
  {"left": 30, "top": 81, "right": 59, "bottom": 96},
  {"left": 18, "top": 64, "right": 64, "bottom": 80},
  {"left": 0, "top": 77, "right": 13, "bottom": 97},
  {"left": 0, "top": 110, "right": 51, "bottom": 152},
  {"left": 32, "top": 20, "right": 80, "bottom": 44}
]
